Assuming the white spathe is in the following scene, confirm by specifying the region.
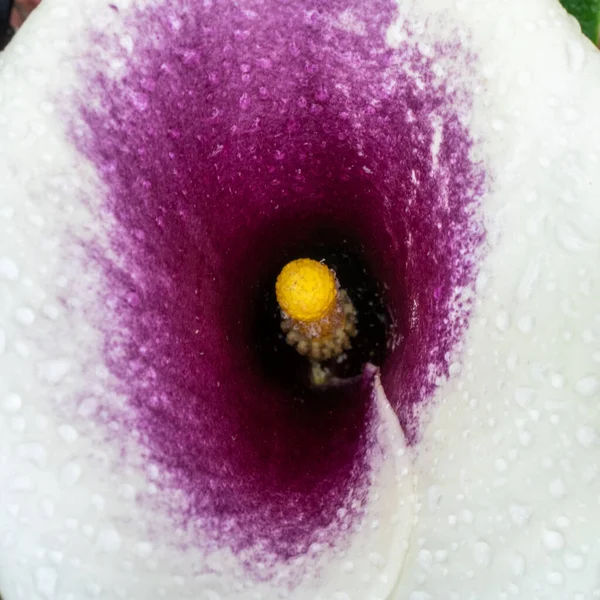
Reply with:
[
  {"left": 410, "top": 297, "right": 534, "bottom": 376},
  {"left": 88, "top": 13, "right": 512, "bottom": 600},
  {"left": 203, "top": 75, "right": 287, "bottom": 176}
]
[{"left": 0, "top": 0, "right": 599, "bottom": 599}]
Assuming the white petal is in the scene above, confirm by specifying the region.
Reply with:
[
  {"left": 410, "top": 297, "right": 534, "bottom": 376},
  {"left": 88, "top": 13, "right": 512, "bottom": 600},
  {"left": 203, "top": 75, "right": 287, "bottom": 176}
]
[
  {"left": 389, "top": 0, "right": 600, "bottom": 597},
  {"left": 2, "top": 0, "right": 600, "bottom": 598}
]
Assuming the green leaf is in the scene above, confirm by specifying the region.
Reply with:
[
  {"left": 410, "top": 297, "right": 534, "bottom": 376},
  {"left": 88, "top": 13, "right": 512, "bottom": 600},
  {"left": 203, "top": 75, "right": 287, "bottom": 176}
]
[{"left": 560, "top": 0, "right": 600, "bottom": 46}]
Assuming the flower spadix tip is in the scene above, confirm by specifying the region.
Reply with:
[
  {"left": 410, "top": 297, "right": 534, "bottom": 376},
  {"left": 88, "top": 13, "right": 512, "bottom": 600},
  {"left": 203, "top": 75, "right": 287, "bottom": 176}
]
[{"left": 275, "top": 258, "right": 337, "bottom": 323}]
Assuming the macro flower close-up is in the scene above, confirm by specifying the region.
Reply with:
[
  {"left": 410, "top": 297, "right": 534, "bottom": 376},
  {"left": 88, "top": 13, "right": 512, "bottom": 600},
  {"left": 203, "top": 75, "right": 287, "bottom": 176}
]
[{"left": 0, "top": 0, "right": 599, "bottom": 598}]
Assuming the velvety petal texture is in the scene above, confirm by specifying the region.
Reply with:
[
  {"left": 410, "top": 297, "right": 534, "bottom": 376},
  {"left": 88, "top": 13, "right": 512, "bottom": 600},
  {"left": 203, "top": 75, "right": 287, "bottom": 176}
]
[
  {"left": 66, "top": 0, "right": 483, "bottom": 576},
  {"left": 0, "top": 0, "right": 599, "bottom": 599}
]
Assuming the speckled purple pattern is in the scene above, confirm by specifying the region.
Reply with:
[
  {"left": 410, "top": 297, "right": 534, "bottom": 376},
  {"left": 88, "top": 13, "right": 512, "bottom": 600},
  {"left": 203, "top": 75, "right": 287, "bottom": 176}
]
[{"left": 70, "top": 0, "right": 485, "bottom": 573}]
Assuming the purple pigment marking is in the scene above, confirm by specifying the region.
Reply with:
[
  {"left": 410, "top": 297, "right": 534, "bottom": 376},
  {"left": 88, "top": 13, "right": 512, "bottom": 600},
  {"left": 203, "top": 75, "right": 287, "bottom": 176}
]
[{"left": 68, "top": 0, "right": 485, "bottom": 576}]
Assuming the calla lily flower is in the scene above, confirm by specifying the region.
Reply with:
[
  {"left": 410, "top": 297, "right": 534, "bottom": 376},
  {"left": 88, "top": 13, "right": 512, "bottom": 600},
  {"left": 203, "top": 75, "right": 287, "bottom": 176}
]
[{"left": 1, "top": 0, "right": 599, "bottom": 598}]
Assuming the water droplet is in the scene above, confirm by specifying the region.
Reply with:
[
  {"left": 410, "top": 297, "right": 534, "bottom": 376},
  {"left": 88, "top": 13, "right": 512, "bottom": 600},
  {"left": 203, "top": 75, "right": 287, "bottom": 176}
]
[
  {"left": 369, "top": 552, "right": 385, "bottom": 568},
  {"left": 517, "top": 260, "right": 540, "bottom": 302},
  {"left": 539, "top": 156, "right": 551, "bottom": 169},
  {"left": 546, "top": 570, "right": 564, "bottom": 586},
  {"left": 511, "top": 553, "right": 525, "bottom": 576},
  {"left": 495, "top": 311, "right": 510, "bottom": 332},
  {"left": 3, "top": 393, "right": 22, "bottom": 413},
  {"left": 576, "top": 426, "right": 597, "bottom": 448},
  {"left": 563, "top": 107, "right": 580, "bottom": 123},
  {"left": 37, "top": 359, "right": 72, "bottom": 384},
  {"left": 83, "top": 525, "right": 95, "bottom": 538},
  {"left": 461, "top": 509, "right": 474, "bottom": 524},
  {"left": 0, "top": 257, "right": 19, "bottom": 280},
  {"left": 434, "top": 550, "right": 448, "bottom": 563},
  {"left": 473, "top": 541, "right": 492, "bottom": 567},
  {"left": 549, "top": 478, "right": 567, "bottom": 498},
  {"left": 60, "top": 462, "right": 82, "bottom": 486},
  {"left": 427, "top": 485, "right": 442, "bottom": 509},
  {"left": 136, "top": 541, "right": 154, "bottom": 558},
  {"left": 11, "top": 415, "right": 26, "bottom": 432},
  {"left": 409, "top": 592, "right": 433, "bottom": 600},
  {"left": 91, "top": 494, "right": 106, "bottom": 511},
  {"left": 564, "top": 551, "right": 585, "bottom": 570},
  {"left": 86, "top": 582, "right": 103, "bottom": 596},
  {"left": 566, "top": 40, "right": 586, "bottom": 72},
  {"left": 17, "top": 443, "right": 48, "bottom": 468},
  {"left": 341, "top": 560, "right": 355, "bottom": 573},
  {"left": 519, "top": 430, "right": 533, "bottom": 446},
  {"left": 58, "top": 424, "right": 79, "bottom": 444},
  {"left": 555, "top": 515, "right": 570, "bottom": 528},
  {"left": 239, "top": 93, "right": 250, "bottom": 110},
  {"left": 200, "top": 591, "right": 222, "bottom": 600},
  {"left": 556, "top": 221, "right": 592, "bottom": 252},
  {"left": 10, "top": 475, "right": 34, "bottom": 492},
  {"left": 517, "top": 315, "right": 534, "bottom": 333},
  {"left": 97, "top": 528, "right": 122, "bottom": 552},
  {"left": 65, "top": 518, "right": 78, "bottom": 532},
  {"left": 515, "top": 388, "right": 535, "bottom": 408},
  {"left": 256, "top": 57, "right": 272, "bottom": 69},
  {"left": 118, "top": 484, "right": 136, "bottom": 501},
  {"left": 78, "top": 397, "right": 98, "bottom": 418},
  {"left": 34, "top": 566, "right": 57, "bottom": 598},
  {"left": 509, "top": 503, "right": 531, "bottom": 526},
  {"left": 542, "top": 529, "right": 564, "bottom": 552},
  {"left": 417, "top": 549, "right": 433, "bottom": 570},
  {"left": 495, "top": 458, "right": 508, "bottom": 473},
  {"left": 41, "top": 498, "right": 55, "bottom": 518},
  {"left": 575, "top": 376, "right": 599, "bottom": 397}
]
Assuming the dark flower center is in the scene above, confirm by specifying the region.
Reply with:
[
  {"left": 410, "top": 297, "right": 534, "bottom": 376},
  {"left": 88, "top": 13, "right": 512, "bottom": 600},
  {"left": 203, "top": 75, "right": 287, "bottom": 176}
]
[{"left": 255, "top": 229, "right": 392, "bottom": 394}]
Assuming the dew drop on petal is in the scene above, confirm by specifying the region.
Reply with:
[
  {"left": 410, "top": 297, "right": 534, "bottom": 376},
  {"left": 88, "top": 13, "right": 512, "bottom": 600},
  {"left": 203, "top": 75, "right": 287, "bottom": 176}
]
[
  {"left": 40, "top": 498, "right": 55, "bottom": 519},
  {"left": 0, "top": 257, "right": 19, "bottom": 280},
  {"left": 511, "top": 553, "right": 526, "bottom": 576},
  {"left": 36, "top": 359, "right": 72, "bottom": 384},
  {"left": 541, "top": 529, "right": 565, "bottom": 552},
  {"left": 546, "top": 570, "right": 564, "bottom": 586},
  {"left": 135, "top": 541, "right": 154, "bottom": 558},
  {"left": 97, "top": 528, "right": 122, "bottom": 552},
  {"left": 564, "top": 552, "right": 585, "bottom": 570},
  {"left": 58, "top": 424, "right": 79, "bottom": 444},
  {"left": 417, "top": 549, "right": 433, "bottom": 570},
  {"left": 575, "top": 376, "right": 599, "bottom": 397},
  {"left": 473, "top": 541, "right": 492, "bottom": 567},
  {"left": 34, "top": 567, "right": 58, "bottom": 598},
  {"left": 576, "top": 426, "right": 597, "bottom": 448},
  {"left": 9, "top": 475, "right": 34, "bottom": 492},
  {"left": 409, "top": 592, "right": 433, "bottom": 600},
  {"left": 566, "top": 39, "right": 586, "bottom": 72},
  {"left": 549, "top": 478, "right": 567, "bottom": 498},
  {"left": 509, "top": 503, "right": 532, "bottom": 526},
  {"left": 3, "top": 393, "right": 22, "bottom": 413},
  {"left": 17, "top": 442, "right": 48, "bottom": 468},
  {"left": 60, "top": 462, "right": 82, "bottom": 486}
]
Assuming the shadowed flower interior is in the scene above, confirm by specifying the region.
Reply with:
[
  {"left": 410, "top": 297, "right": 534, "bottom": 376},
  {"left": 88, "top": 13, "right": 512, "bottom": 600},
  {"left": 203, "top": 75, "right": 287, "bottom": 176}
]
[{"left": 70, "top": 0, "right": 485, "bottom": 569}]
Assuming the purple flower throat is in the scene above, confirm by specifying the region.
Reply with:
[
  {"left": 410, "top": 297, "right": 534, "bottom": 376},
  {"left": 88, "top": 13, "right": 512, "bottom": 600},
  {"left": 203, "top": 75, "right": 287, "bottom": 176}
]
[{"left": 70, "top": 0, "right": 485, "bottom": 569}]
